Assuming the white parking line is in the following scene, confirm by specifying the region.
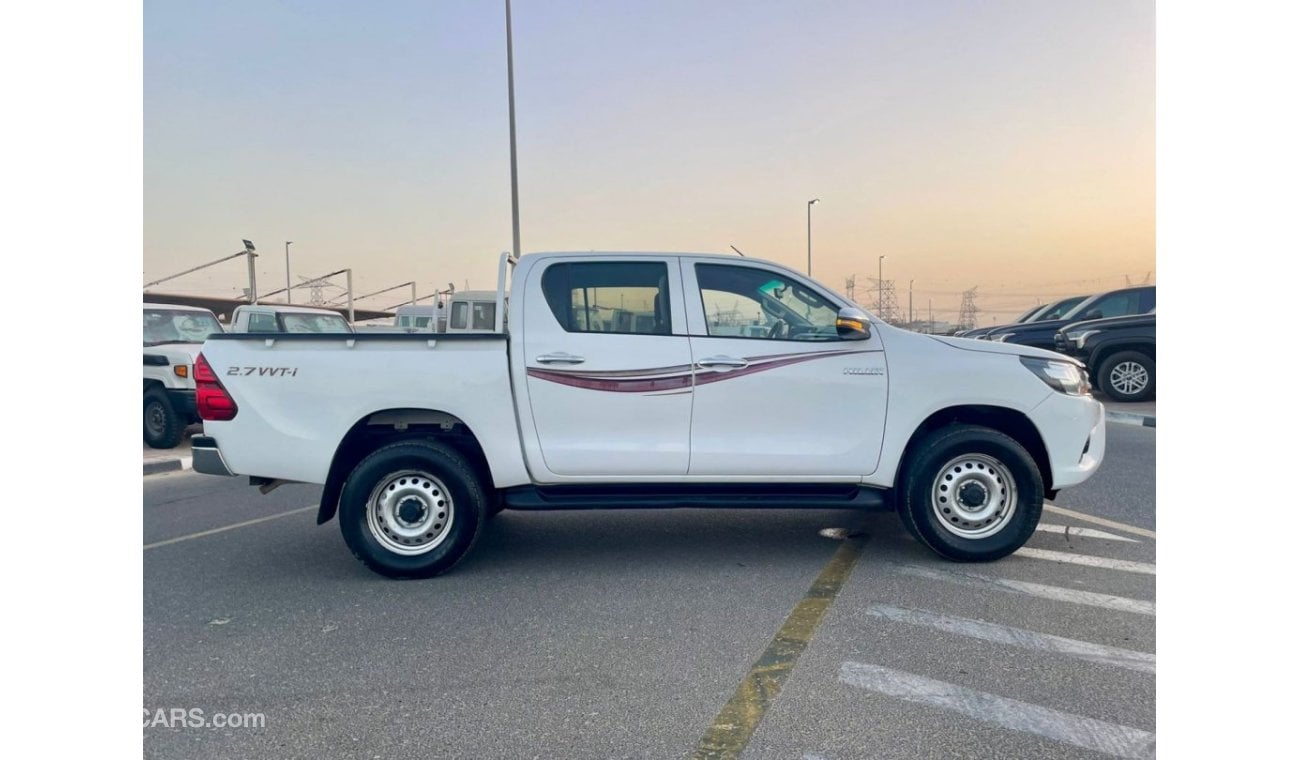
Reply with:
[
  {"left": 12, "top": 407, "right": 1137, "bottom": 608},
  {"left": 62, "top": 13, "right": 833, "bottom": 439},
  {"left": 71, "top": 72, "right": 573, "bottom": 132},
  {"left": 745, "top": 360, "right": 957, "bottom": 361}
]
[
  {"left": 1036, "top": 523, "right": 1138, "bottom": 543},
  {"left": 866, "top": 604, "right": 1156, "bottom": 674},
  {"left": 1044, "top": 504, "right": 1156, "bottom": 539},
  {"left": 143, "top": 506, "right": 316, "bottom": 550},
  {"left": 839, "top": 662, "right": 1155, "bottom": 759},
  {"left": 893, "top": 564, "right": 1156, "bottom": 616},
  {"left": 1015, "top": 547, "right": 1156, "bottom": 575}
]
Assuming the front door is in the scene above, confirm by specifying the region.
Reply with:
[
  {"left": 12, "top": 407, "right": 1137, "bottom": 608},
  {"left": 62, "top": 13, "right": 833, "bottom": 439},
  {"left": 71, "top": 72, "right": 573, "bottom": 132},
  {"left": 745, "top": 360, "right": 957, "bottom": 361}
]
[
  {"left": 682, "top": 259, "right": 888, "bottom": 477},
  {"left": 522, "top": 258, "right": 694, "bottom": 477}
]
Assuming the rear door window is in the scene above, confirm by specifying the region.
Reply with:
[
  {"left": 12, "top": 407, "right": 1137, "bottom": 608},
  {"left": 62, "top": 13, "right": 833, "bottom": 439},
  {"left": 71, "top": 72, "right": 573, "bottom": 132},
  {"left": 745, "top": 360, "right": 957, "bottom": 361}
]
[{"left": 540, "top": 262, "right": 671, "bottom": 335}]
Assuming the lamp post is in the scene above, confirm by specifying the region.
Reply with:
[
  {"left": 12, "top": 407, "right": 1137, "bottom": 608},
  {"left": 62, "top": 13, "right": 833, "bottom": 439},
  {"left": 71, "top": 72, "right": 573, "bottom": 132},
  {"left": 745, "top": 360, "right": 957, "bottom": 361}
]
[
  {"left": 505, "top": 0, "right": 521, "bottom": 261},
  {"left": 877, "top": 255, "right": 886, "bottom": 315},
  {"left": 909, "top": 279, "right": 914, "bottom": 325},
  {"left": 806, "top": 199, "right": 820, "bottom": 276},
  {"left": 285, "top": 241, "right": 293, "bottom": 304}
]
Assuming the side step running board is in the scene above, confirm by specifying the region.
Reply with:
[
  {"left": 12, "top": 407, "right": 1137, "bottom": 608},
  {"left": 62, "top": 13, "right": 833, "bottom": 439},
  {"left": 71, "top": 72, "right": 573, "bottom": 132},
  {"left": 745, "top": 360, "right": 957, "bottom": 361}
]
[{"left": 501, "top": 483, "right": 891, "bottom": 511}]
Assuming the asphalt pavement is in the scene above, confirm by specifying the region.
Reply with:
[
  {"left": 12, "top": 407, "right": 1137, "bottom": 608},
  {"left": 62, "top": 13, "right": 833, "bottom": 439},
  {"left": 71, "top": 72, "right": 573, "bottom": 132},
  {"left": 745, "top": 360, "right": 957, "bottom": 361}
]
[{"left": 143, "top": 420, "right": 1155, "bottom": 759}]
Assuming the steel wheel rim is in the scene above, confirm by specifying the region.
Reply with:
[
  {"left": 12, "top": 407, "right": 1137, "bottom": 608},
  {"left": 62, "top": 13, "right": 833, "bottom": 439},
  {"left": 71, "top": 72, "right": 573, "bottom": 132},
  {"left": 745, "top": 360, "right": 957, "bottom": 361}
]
[
  {"left": 1109, "top": 361, "right": 1149, "bottom": 396},
  {"left": 365, "top": 470, "right": 454, "bottom": 556},
  {"left": 145, "top": 400, "right": 167, "bottom": 437},
  {"left": 931, "top": 453, "right": 1018, "bottom": 539}
]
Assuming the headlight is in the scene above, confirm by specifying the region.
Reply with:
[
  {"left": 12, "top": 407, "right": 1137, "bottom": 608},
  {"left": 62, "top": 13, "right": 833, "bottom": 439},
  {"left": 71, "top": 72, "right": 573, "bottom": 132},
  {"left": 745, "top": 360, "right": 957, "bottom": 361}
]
[
  {"left": 1062, "top": 328, "right": 1099, "bottom": 349},
  {"left": 1020, "top": 356, "right": 1090, "bottom": 395},
  {"left": 990, "top": 333, "right": 1014, "bottom": 343}
]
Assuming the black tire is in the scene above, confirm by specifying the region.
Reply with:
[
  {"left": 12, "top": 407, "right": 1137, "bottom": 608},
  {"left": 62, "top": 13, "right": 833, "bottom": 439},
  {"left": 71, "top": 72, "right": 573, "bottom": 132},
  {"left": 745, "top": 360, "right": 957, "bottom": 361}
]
[
  {"left": 1097, "top": 350, "right": 1155, "bottom": 402},
  {"left": 897, "top": 425, "right": 1043, "bottom": 562},
  {"left": 338, "top": 439, "right": 488, "bottom": 579},
  {"left": 143, "top": 388, "right": 185, "bottom": 449}
]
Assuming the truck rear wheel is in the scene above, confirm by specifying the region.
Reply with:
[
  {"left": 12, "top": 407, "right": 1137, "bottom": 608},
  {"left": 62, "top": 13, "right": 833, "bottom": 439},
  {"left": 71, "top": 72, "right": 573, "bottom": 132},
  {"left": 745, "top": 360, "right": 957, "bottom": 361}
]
[
  {"left": 338, "top": 439, "right": 488, "bottom": 579},
  {"left": 143, "top": 388, "right": 185, "bottom": 449},
  {"left": 898, "top": 425, "right": 1043, "bottom": 562}
]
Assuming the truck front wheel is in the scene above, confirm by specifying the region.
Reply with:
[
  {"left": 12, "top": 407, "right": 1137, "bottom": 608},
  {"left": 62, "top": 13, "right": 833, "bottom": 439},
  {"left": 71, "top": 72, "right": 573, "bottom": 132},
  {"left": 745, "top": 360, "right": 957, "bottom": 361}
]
[
  {"left": 898, "top": 425, "right": 1043, "bottom": 561},
  {"left": 338, "top": 439, "right": 488, "bottom": 579}
]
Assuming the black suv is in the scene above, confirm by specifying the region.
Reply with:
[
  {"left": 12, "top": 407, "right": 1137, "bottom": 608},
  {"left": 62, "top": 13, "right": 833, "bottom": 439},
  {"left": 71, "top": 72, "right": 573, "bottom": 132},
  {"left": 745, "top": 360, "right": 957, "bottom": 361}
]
[
  {"left": 957, "top": 294, "right": 1089, "bottom": 340},
  {"left": 1054, "top": 311, "right": 1156, "bottom": 402},
  {"left": 982, "top": 286, "right": 1155, "bottom": 351}
]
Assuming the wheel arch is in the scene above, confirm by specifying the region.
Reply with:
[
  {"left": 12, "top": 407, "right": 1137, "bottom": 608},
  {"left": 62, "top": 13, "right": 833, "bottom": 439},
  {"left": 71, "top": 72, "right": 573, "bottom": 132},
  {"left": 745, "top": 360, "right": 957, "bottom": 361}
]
[
  {"left": 316, "top": 408, "right": 492, "bottom": 525},
  {"left": 895, "top": 405, "right": 1054, "bottom": 495},
  {"left": 1089, "top": 340, "right": 1155, "bottom": 376}
]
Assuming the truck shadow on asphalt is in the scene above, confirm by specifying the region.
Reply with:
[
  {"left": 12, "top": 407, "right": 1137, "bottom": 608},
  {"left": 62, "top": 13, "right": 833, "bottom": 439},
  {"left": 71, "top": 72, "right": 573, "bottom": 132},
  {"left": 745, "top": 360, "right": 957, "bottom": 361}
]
[{"left": 437, "top": 509, "right": 926, "bottom": 580}]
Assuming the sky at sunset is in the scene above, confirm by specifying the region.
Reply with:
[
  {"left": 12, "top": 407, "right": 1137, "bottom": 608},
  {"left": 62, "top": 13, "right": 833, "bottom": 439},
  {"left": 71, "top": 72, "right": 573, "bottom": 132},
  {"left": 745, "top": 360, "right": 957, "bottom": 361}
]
[{"left": 144, "top": 0, "right": 1154, "bottom": 323}]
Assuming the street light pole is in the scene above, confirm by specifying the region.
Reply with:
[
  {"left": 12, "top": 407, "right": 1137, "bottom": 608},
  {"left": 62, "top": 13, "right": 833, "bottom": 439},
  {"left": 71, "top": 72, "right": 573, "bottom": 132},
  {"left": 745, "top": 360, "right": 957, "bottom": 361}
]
[
  {"left": 505, "top": 0, "right": 521, "bottom": 261},
  {"left": 806, "top": 198, "right": 819, "bottom": 276},
  {"left": 244, "top": 239, "right": 258, "bottom": 303},
  {"left": 285, "top": 241, "right": 293, "bottom": 304},
  {"left": 909, "top": 279, "right": 914, "bottom": 324}
]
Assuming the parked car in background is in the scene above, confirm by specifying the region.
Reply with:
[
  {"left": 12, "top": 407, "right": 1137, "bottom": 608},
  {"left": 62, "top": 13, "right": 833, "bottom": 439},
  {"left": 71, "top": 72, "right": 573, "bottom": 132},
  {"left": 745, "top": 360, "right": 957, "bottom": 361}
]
[
  {"left": 229, "top": 304, "right": 354, "bottom": 334},
  {"left": 1054, "top": 310, "right": 1156, "bottom": 402},
  {"left": 958, "top": 295, "right": 1089, "bottom": 339},
  {"left": 982, "top": 286, "right": 1155, "bottom": 350},
  {"left": 143, "top": 303, "right": 224, "bottom": 448}
]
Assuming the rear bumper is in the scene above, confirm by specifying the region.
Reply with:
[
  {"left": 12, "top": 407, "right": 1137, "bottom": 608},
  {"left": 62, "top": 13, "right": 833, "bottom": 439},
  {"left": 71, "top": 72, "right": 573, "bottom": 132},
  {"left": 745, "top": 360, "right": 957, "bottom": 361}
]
[
  {"left": 164, "top": 388, "right": 198, "bottom": 423},
  {"left": 1030, "top": 392, "right": 1106, "bottom": 490},
  {"left": 191, "top": 436, "right": 235, "bottom": 477}
]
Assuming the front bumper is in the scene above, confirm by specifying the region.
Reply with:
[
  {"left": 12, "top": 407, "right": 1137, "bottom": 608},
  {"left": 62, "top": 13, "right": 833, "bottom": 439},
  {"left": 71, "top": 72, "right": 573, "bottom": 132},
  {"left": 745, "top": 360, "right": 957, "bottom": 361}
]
[
  {"left": 191, "top": 436, "right": 235, "bottom": 477},
  {"left": 1030, "top": 391, "right": 1106, "bottom": 490}
]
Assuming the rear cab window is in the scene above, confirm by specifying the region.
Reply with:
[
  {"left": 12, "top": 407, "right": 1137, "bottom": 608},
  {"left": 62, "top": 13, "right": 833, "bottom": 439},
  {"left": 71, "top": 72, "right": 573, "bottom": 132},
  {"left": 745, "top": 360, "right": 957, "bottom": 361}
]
[{"left": 540, "top": 261, "right": 672, "bottom": 335}]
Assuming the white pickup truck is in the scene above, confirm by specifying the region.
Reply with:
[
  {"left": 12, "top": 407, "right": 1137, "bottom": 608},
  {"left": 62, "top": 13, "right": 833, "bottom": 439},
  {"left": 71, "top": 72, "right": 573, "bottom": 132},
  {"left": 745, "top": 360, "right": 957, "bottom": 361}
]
[
  {"left": 144, "top": 303, "right": 225, "bottom": 448},
  {"left": 192, "top": 252, "right": 1104, "bottom": 578}
]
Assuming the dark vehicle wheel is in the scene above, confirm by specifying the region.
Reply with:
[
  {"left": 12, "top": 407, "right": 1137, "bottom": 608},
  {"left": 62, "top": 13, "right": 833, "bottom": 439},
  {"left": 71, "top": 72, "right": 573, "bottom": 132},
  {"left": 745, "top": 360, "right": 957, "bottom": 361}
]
[
  {"left": 143, "top": 389, "right": 185, "bottom": 449},
  {"left": 339, "top": 439, "right": 488, "bottom": 579},
  {"left": 898, "top": 425, "right": 1043, "bottom": 562},
  {"left": 1098, "top": 351, "right": 1155, "bottom": 402}
]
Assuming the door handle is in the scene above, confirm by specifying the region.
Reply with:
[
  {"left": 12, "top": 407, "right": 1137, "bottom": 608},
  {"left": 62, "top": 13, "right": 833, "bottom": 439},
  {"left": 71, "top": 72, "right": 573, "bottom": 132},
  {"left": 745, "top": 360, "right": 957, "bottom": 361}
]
[
  {"left": 536, "top": 352, "right": 586, "bottom": 365},
  {"left": 697, "top": 356, "right": 749, "bottom": 369}
]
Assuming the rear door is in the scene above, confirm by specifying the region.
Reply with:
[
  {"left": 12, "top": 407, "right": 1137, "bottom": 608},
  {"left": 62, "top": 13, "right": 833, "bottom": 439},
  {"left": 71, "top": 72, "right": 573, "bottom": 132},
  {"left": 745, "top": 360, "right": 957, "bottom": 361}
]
[
  {"left": 682, "top": 259, "right": 888, "bottom": 477},
  {"left": 521, "top": 257, "right": 693, "bottom": 477}
]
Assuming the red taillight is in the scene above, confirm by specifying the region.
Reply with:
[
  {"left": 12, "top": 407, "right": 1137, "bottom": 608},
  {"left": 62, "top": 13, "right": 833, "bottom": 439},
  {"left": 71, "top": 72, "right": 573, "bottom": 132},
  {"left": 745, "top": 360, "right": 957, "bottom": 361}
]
[{"left": 195, "top": 353, "right": 238, "bottom": 421}]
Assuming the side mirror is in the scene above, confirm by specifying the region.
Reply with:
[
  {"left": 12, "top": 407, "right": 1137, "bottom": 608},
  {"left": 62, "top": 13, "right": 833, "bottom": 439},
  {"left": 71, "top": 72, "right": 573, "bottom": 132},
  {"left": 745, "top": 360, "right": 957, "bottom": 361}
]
[
  {"left": 1082, "top": 310, "right": 1103, "bottom": 321},
  {"left": 836, "top": 307, "right": 871, "bottom": 340}
]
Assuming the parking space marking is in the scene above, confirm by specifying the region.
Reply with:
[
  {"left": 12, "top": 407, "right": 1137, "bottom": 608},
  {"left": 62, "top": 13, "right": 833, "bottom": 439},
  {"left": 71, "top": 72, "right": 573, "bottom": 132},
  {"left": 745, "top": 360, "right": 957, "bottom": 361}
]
[
  {"left": 1036, "top": 523, "right": 1138, "bottom": 543},
  {"left": 838, "top": 662, "right": 1155, "bottom": 759},
  {"left": 892, "top": 564, "right": 1156, "bottom": 616},
  {"left": 143, "top": 506, "right": 317, "bottom": 550},
  {"left": 866, "top": 604, "right": 1156, "bottom": 674},
  {"left": 1044, "top": 504, "right": 1156, "bottom": 539},
  {"left": 691, "top": 534, "right": 867, "bottom": 760},
  {"left": 1015, "top": 547, "right": 1156, "bottom": 575}
]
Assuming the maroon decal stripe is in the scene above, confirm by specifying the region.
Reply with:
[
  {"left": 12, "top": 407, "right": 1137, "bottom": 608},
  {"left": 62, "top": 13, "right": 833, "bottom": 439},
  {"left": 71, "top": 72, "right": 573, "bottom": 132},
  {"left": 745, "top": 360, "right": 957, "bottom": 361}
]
[
  {"left": 693, "top": 349, "right": 860, "bottom": 386},
  {"left": 527, "top": 349, "right": 861, "bottom": 393},
  {"left": 527, "top": 367, "right": 693, "bottom": 393}
]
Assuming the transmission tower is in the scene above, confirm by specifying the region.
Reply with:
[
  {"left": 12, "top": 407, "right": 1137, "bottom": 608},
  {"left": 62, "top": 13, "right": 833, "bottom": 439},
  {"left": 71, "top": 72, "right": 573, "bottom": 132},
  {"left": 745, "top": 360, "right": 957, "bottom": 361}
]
[
  {"left": 956, "top": 287, "right": 980, "bottom": 331},
  {"left": 296, "top": 274, "right": 343, "bottom": 306},
  {"left": 867, "top": 278, "right": 901, "bottom": 324},
  {"left": 845, "top": 275, "right": 856, "bottom": 302}
]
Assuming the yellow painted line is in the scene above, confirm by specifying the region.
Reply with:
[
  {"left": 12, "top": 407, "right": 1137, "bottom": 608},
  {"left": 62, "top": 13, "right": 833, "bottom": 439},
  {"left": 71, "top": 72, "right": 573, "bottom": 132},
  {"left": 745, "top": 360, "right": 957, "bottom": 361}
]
[
  {"left": 691, "top": 534, "right": 867, "bottom": 760},
  {"left": 144, "top": 506, "right": 316, "bottom": 550},
  {"left": 1044, "top": 504, "right": 1156, "bottom": 539}
]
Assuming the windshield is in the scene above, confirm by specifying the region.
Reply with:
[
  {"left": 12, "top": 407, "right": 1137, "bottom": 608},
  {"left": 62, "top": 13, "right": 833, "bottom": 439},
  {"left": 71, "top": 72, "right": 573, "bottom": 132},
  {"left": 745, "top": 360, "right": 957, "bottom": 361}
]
[
  {"left": 281, "top": 313, "right": 352, "bottom": 333},
  {"left": 1013, "top": 305, "right": 1047, "bottom": 323},
  {"left": 144, "top": 308, "right": 223, "bottom": 345},
  {"left": 1036, "top": 296, "right": 1088, "bottom": 321}
]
